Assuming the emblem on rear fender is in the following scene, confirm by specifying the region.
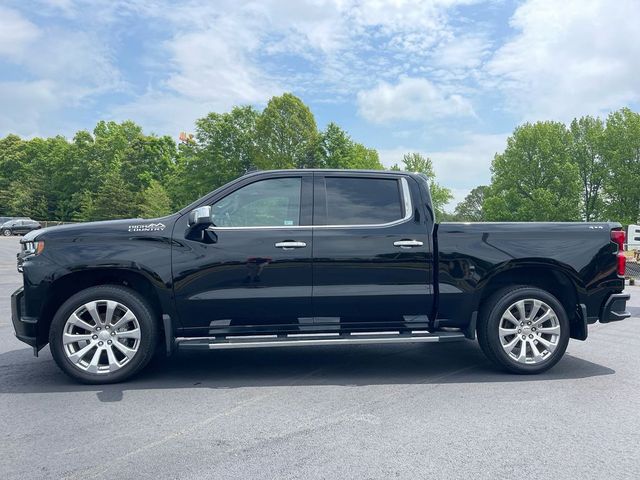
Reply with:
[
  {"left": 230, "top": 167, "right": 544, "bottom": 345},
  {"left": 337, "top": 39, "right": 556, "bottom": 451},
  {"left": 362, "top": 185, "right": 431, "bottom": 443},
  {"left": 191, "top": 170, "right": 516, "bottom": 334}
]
[{"left": 128, "top": 223, "right": 166, "bottom": 232}]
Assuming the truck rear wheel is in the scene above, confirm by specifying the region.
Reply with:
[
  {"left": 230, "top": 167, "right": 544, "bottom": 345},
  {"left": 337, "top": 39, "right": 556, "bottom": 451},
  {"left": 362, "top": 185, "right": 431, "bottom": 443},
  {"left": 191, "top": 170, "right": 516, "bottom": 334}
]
[
  {"left": 477, "top": 286, "right": 570, "bottom": 374},
  {"left": 49, "top": 285, "right": 158, "bottom": 384}
]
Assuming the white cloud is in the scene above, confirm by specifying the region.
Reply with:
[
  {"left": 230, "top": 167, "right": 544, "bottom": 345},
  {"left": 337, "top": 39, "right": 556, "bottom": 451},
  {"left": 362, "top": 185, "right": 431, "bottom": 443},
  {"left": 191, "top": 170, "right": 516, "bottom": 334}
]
[
  {"left": 1, "top": 0, "right": 489, "bottom": 136},
  {"left": 378, "top": 132, "right": 507, "bottom": 210},
  {"left": 0, "top": 7, "right": 40, "bottom": 58},
  {"left": 107, "top": 0, "right": 480, "bottom": 133},
  {"left": 105, "top": 3, "right": 283, "bottom": 134},
  {"left": 431, "top": 33, "right": 492, "bottom": 71},
  {"left": 357, "top": 76, "right": 475, "bottom": 123},
  {"left": 0, "top": 6, "right": 123, "bottom": 136},
  {"left": 28, "top": 30, "right": 122, "bottom": 99},
  {"left": 164, "top": 28, "right": 280, "bottom": 106},
  {"left": 486, "top": 0, "right": 640, "bottom": 120},
  {"left": 109, "top": 93, "right": 227, "bottom": 138},
  {"left": 0, "top": 81, "right": 58, "bottom": 137}
]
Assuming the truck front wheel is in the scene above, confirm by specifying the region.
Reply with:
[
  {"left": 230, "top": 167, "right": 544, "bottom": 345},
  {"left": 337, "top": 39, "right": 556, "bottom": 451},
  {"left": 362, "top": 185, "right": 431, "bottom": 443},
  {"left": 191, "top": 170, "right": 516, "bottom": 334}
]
[
  {"left": 477, "top": 286, "right": 570, "bottom": 374},
  {"left": 49, "top": 285, "right": 158, "bottom": 384}
]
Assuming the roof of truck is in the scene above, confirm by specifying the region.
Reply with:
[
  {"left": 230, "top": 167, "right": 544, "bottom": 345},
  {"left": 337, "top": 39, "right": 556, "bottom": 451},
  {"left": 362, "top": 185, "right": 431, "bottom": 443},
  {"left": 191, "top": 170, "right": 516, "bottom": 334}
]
[{"left": 239, "top": 168, "right": 424, "bottom": 178}]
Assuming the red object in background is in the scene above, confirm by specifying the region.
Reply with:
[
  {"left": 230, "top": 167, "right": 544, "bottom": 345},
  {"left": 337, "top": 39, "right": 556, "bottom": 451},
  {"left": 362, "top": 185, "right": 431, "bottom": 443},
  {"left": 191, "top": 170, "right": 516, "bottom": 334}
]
[{"left": 178, "top": 131, "right": 194, "bottom": 143}]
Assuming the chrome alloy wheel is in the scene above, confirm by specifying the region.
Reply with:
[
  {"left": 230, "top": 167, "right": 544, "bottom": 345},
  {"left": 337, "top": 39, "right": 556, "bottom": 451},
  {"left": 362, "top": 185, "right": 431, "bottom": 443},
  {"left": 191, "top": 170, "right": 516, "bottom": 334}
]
[
  {"left": 62, "top": 300, "right": 141, "bottom": 374},
  {"left": 498, "top": 298, "right": 561, "bottom": 364}
]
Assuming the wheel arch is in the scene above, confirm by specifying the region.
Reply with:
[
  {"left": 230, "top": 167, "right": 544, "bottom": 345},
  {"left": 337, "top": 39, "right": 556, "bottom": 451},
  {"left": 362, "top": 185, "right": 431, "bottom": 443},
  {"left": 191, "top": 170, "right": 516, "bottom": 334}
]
[
  {"left": 476, "top": 261, "right": 585, "bottom": 340},
  {"left": 37, "top": 268, "right": 165, "bottom": 346}
]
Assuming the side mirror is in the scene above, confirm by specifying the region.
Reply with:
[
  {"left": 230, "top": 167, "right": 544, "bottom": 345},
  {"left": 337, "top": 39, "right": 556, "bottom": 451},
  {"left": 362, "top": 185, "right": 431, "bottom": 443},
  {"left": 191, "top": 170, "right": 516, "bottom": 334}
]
[{"left": 187, "top": 206, "right": 213, "bottom": 228}]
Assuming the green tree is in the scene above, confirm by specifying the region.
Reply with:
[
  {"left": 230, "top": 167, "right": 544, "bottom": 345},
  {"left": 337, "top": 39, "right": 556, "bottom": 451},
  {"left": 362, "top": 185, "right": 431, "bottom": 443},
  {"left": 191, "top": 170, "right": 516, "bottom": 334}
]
[
  {"left": 169, "top": 105, "right": 259, "bottom": 207},
  {"left": 255, "top": 93, "right": 318, "bottom": 169},
  {"left": 393, "top": 153, "right": 453, "bottom": 217},
  {"left": 5, "top": 179, "right": 49, "bottom": 219},
  {"left": 570, "top": 116, "right": 606, "bottom": 221},
  {"left": 484, "top": 121, "right": 580, "bottom": 221},
  {"left": 349, "top": 143, "right": 383, "bottom": 169},
  {"left": 120, "top": 135, "right": 176, "bottom": 192},
  {"left": 318, "top": 123, "right": 383, "bottom": 169},
  {"left": 0, "top": 96, "right": 382, "bottom": 222},
  {"left": 85, "top": 165, "right": 138, "bottom": 221},
  {"left": 0, "top": 135, "right": 29, "bottom": 216},
  {"left": 602, "top": 108, "right": 640, "bottom": 225},
  {"left": 319, "top": 123, "right": 352, "bottom": 168},
  {"left": 138, "top": 180, "right": 173, "bottom": 218},
  {"left": 454, "top": 186, "right": 487, "bottom": 221}
]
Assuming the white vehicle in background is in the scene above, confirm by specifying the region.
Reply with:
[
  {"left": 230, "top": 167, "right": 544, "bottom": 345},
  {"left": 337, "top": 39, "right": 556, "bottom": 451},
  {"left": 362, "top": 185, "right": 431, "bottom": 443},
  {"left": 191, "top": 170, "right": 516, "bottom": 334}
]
[{"left": 627, "top": 225, "right": 640, "bottom": 251}]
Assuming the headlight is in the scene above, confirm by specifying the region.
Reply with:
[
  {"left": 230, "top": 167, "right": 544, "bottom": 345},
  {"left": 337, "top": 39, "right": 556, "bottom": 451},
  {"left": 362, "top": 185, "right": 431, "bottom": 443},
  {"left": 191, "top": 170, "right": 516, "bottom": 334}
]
[{"left": 22, "top": 240, "right": 45, "bottom": 255}]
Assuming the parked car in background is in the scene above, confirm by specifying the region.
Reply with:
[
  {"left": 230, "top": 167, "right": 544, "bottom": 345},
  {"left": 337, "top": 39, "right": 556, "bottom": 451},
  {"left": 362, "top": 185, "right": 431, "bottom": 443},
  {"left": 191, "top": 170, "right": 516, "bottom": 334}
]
[
  {"left": 0, "top": 216, "right": 17, "bottom": 225},
  {"left": 1, "top": 218, "right": 41, "bottom": 236}
]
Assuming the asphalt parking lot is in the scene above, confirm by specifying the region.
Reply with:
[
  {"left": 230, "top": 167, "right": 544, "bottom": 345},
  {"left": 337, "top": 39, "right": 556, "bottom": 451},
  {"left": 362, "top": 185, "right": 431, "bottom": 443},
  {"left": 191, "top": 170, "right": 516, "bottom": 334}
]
[{"left": 1, "top": 236, "right": 639, "bottom": 480}]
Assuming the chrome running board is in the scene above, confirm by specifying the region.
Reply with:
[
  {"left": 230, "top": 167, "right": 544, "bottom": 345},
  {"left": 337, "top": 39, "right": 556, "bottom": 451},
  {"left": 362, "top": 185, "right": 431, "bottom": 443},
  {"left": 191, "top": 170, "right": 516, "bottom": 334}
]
[{"left": 175, "top": 330, "right": 466, "bottom": 351}]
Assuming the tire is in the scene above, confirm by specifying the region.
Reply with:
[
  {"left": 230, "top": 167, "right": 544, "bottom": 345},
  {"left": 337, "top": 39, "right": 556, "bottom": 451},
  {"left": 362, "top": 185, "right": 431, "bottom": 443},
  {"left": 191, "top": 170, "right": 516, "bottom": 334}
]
[
  {"left": 477, "top": 286, "right": 570, "bottom": 374},
  {"left": 49, "top": 285, "right": 158, "bottom": 384},
  {"left": 2, "top": 229, "right": 11, "bottom": 236}
]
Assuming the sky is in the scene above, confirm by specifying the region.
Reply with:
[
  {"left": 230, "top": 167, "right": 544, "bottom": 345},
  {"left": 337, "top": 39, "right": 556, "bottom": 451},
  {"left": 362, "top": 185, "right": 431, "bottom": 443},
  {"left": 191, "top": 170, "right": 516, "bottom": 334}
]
[{"left": 1, "top": 0, "right": 640, "bottom": 210}]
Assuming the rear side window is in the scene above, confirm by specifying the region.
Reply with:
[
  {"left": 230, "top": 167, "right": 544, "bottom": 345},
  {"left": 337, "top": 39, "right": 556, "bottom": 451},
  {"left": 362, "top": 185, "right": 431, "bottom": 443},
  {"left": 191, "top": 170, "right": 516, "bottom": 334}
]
[{"left": 323, "top": 177, "right": 404, "bottom": 226}]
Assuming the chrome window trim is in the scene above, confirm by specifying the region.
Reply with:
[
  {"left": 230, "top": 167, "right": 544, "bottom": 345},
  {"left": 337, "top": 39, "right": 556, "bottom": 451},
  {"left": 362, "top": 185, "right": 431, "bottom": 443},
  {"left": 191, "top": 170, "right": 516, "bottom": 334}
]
[{"left": 206, "top": 176, "right": 413, "bottom": 231}]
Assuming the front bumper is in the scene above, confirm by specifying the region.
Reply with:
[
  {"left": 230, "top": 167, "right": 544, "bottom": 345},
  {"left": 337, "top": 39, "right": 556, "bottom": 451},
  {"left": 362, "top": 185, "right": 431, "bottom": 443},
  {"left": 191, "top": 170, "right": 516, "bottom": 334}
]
[
  {"left": 600, "top": 293, "right": 631, "bottom": 323},
  {"left": 10, "top": 287, "right": 39, "bottom": 349}
]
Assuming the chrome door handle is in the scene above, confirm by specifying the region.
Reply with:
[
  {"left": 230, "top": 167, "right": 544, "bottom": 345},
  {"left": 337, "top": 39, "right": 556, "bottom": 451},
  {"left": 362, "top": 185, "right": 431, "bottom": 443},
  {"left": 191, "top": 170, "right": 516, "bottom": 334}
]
[
  {"left": 275, "top": 241, "right": 307, "bottom": 250},
  {"left": 394, "top": 240, "right": 423, "bottom": 248}
]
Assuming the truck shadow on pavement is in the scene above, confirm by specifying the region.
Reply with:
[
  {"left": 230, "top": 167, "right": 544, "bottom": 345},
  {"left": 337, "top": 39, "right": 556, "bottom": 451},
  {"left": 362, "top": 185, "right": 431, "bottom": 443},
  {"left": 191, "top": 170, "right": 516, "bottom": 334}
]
[{"left": 0, "top": 341, "right": 615, "bottom": 402}]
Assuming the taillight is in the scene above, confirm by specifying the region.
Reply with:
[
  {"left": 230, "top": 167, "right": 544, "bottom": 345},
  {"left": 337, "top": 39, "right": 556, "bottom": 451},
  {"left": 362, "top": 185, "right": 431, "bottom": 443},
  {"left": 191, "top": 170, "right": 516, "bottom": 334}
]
[{"left": 611, "top": 229, "right": 625, "bottom": 276}]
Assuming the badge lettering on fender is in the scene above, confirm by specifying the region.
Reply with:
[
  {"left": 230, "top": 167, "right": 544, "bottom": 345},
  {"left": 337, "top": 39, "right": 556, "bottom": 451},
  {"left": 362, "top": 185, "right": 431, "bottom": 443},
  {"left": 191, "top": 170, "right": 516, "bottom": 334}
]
[{"left": 128, "top": 223, "right": 166, "bottom": 232}]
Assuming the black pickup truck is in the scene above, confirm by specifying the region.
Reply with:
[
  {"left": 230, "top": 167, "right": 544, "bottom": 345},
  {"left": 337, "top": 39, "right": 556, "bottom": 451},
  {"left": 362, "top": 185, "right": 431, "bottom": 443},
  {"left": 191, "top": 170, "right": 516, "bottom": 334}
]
[{"left": 10, "top": 169, "right": 630, "bottom": 383}]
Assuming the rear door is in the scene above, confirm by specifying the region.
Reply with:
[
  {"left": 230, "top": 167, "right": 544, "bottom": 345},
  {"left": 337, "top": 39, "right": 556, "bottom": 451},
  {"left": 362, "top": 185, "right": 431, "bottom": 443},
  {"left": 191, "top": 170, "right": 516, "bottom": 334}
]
[{"left": 311, "top": 173, "right": 433, "bottom": 331}]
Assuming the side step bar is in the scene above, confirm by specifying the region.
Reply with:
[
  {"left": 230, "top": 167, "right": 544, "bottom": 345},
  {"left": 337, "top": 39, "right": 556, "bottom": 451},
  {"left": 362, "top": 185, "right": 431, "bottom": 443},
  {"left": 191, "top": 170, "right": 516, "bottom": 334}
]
[{"left": 175, "top": 330, "right": 467, "bottom": 351}]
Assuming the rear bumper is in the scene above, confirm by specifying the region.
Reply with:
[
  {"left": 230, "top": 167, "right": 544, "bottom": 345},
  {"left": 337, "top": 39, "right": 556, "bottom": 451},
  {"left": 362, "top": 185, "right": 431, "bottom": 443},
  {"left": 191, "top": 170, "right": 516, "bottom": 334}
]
[
  {"left": 10, "top": 287, "right": 39, "bottom": 348},
  {"left": 600, "top": 293, "right": 631, "bottom": 323}
]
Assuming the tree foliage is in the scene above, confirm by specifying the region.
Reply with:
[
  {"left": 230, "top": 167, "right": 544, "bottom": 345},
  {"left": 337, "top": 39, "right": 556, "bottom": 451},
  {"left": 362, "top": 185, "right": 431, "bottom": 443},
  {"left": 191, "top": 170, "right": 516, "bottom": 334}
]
[
  {"left": 475, "top": 108, "right": 640, "bottom": 224},
  {"left": 319, "top": 123, "right": 383, "bottom": 170},
  {"left": 601, "top": 108, "right": 640, "bottom": 225},
  {"left": 454, "top": 186, "right": 487, "bottom": 221},
  {"left": 483, "top": 121, "right": 581, "bottom": 221},
  {"left": 0, "top": 93, "right": 391, "bottom": 222},
  {"left": 570, "top": 116, "right": 606, "bottom": 221},
  {"left": 391, "top": 152, "right": 453, "bottom": 218},
  {"left": 255, "top": 93, "right": 318, "bottom": 169},
  {"left": 139, "top": 180, "right": 173, "bottom": 218},
  {"left": 169, "top": 106, "right": 259, "bottom": 208}
]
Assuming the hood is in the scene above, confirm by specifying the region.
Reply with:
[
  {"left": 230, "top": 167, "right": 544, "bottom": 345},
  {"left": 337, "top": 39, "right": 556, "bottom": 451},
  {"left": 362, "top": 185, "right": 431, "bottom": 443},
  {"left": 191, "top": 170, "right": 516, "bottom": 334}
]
[{"left": 21, "top": 216, "right": 177, "bottom": 243}]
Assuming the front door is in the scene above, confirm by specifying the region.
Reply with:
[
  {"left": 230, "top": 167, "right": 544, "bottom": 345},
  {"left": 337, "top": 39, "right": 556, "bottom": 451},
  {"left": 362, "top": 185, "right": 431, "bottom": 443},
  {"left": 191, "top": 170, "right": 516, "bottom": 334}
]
[
  {"left": 311, "top": 173, "right": 433, "bottom": 331},
  {"left": 172, "top": 173, "right": 313, "bottom": 337}
]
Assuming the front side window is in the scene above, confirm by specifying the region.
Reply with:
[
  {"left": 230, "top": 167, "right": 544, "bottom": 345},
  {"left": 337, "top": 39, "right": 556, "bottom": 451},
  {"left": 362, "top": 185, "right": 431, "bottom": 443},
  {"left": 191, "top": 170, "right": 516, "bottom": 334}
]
[
  {"left": 324, "top": 177, "right": 404, "bottom": 225},
  {"left": 212, "top": 177, "right": 301, "bottom": 227}
]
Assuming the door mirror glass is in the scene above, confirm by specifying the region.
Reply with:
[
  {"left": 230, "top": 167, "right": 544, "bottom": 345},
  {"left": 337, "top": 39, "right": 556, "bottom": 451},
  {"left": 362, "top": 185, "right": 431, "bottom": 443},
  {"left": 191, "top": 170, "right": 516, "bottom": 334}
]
[{"left": 188, "top": 206, "right": 213, "bottom": 227}]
